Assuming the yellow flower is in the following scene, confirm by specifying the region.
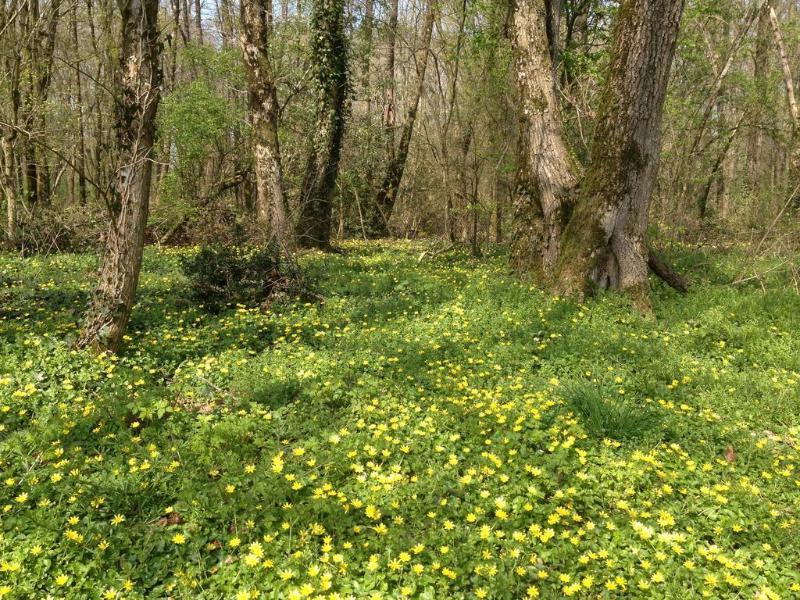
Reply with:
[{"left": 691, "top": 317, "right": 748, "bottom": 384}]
[
  {"left": 55, "top": 574, "right": 69, "bottom": 586},
  {"left": 171, "top": 533, "right": 186, "bottom": 545},
  {"left": 111, "top": 514, "right": 125, "bottom": 525}
]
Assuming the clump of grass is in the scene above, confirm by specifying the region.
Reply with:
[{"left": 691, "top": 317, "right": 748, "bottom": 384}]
[{"left": 563, "top": 380, "right": 663, "bottom": 440}]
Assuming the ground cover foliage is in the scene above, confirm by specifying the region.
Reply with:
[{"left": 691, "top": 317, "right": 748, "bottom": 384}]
[{"left": 0, "top": 241, "right": 799, "bottom": 599}]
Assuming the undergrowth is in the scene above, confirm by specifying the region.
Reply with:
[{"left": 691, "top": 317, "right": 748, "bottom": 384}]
[{"left": 0, "top": 240, "right": 798, "bottom": 599}]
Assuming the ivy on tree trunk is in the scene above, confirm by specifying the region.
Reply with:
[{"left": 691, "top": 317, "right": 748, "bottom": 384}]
[
  {"left": 296, "top": 0, "right": 348, "bottom": 250},
  {"left": 79, "top": 0, "right": 162, "bottom": 352}
]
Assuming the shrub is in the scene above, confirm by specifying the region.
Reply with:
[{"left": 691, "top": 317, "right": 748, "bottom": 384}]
[{"left": 181, "top": 245, "right": 291, "bottom": 312}]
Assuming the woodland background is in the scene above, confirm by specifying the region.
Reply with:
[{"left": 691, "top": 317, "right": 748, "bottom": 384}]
[{"left": 1, "top": 0, "right": 798, "bottom": 253}]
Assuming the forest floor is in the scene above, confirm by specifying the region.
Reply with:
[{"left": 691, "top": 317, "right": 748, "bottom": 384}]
[{"left": 0, "top": 240, "right": 799, "bottom": 599}]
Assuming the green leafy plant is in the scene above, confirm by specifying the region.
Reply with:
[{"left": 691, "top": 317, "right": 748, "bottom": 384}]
[{"left": 563, "top": 380, "right": 664, "bottom": 440}]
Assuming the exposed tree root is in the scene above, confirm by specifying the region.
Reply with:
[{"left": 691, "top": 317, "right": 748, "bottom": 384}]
[{"left": 647, "top": 246, "right": 689, "bottom": 293}]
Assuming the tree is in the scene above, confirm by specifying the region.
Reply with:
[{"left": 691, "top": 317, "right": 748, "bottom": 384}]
[
  {"left": 509, "top": 0, "right": 578, "bottom": 277},
  {"left": 554, "top": 0, "right": 685, "bottom": 307},
  {"left": 296, "top": 0, "right": 348, "bottom": 249},
  {"left": 240, "top": 0, "right": 295, "bottom": 250},
  {"left": 370, "top": 0, "right": 436, "bottom": 237},
  {"left": 79, "top": 0, "right": 163, "bottom": 351},
  {"left": 512, "top": 0, "right": 685, "bottom": 308}
]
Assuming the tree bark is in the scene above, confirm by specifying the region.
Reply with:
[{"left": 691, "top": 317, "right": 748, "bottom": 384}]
[
  {"left": 509, "top": 0, "right": 578, "bottom": 278},
  {"left": 194, "top": 0, "right": 203, "bottom": 44},
  {"left": 361, "top": 0, "right": 373, "bottom": 109},
  {"left": 240, "top": 0, "right": 295, "bottom": 251},
  {"left": 767, "top": 3, "right": 799, "bottom": 192},
  {"left": 1, "top": 0, "right": 21, "bottom": 246},
  {"left": 1, "top": 137, "right": 17, "bottom": 247},
  {"left": 383, "top": 0, "right": 399, "bottom": 165},
  {"left": 79, "top": 0, "right": 162, "bottom": 352},
  {"left": 768, "top": 6, "right": 798, "bottom": 130},
  {"left": 553, "top": 0, "right": 685, "bottom": 309},
  {"left": 370, "top": 0, "right": 435, "bottom": 237},
  {"left": 72, "top": 1, "right": 88, "bottom": 205},
  {"left": 747, "top": 2, "right": 771, "bottom": 194},
  {"left": 296, "top": 0, "right": 348, "bottom": 249}
]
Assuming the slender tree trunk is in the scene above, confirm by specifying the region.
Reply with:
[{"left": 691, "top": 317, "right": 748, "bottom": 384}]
[
  {"left": 439, "top": 0, "right": 468, "bottom": 243},
  {"left": 1, "top": 137, "right": 17, "bottom": 247},
  {"left": 361, "top": 0, "right": 373, "bottom": 109},
  {"left": 182, "top": 0, "right": 191, "bottom": 43},
  {"left": 768, "top": 3, "right": 799, "bottom": 194},
  {"left": 509, "top": 0, "right": 578, "bottom": 278},
  {"left": 553, "top": 0, "right": 685, "bottom": 308},
  {"left": 371, "top": 0, "right": 435, "bottom": 237},
  {"left": 194, "top": 0, "right": 203, "bottom": 43},
  {"left": 240, "top": 0, "right": 294, "bottom": 250},
  {"left": 79, "top": 0, "right": 163, "bottom": 352},
  {"left": 768, "top": 6, "right": 798, "bottom": 130},
  {"left": 1, "top": 0, "right": 21, "bottom": 246},
  {"left": 383, "top": 0, "right": 399, "bottom": 165},
  {"left": 72, "top": 2, "right": 88, "bottom": 205},
  {"left": 296, "top": 0, "right": 349, "bottom": 249},
  {"left": 494, "top": 177, "right": 503, "bottom": 244},
  {"left": 748, "top": 2, "right": 771, "bottom": 194}
]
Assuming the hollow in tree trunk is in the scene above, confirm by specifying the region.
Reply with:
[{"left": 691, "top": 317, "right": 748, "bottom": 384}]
[{"left": 79, "top": 0, "right": 162, "bottom": 352}]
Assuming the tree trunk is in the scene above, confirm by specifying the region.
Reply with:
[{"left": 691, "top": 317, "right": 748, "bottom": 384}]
[
  {"left": 370, "top": 0, "right": 435, "bottom": 237},
  {"left": 240, "top": 0, "right": 295, "bottom": 250},
  {"left": 747, "top": 2, "right": 771, "bottom": 195},
  {"left": 1, "top": 0, "right": 21, "bottom": 246},
  {"left": 361, "top": 0, "right": 373, "bottom": 108},
  {"left": 72, "top": 1, "right": 88, "bottom": 205},
  {"left": 79, "top": 0, "right": 162, "bottom": 352},
  {"left": 1, "top": 137, "right": 17, "bottom": 247},
  {"left": 296, "top": 0, "right": 348, "bottom": 249},
  {"left": 509, "top": 0, "right": 578, "bottom": 278},
  {"left": 768, "top": 3, "right": 799, "bottom": 192},
  {"left": 384, "top": 0, "right": 399, "bottom": 165},
  {"left": 553, "top": 0, "right": 685, "bottom": 309},
  {"left": 768, "top": 6, "right": 799, "bottom": 129},
  {"left": 194, "top": 0, "right": 203, "bottom": 44}
]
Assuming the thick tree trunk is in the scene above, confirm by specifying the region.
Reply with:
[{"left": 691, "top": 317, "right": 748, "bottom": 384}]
[
  {"left": 553, "top": 0, "right": 685, "bottom": 308},
  {"left": 240, "top": 0, "right": 294, "bottom": 250},
  {"left": 509, "top": 0, "right": 578, "bottom": 278},
  {"left": 79, "top": 0, "right": 162, "bottom": 352},
  {"left": 296, "top": 0, "right": 348, "bottom": 249},
  {"left": 370, "top": 0, "right": 435, "bottom": 237}
]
